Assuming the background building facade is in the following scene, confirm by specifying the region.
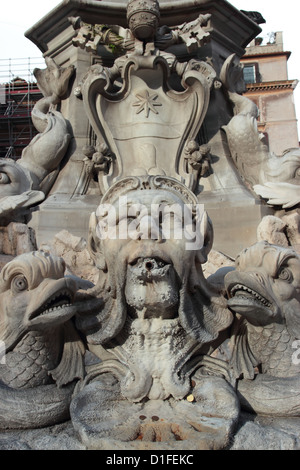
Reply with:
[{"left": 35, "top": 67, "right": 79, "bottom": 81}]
[
  {"left": 241, "top": 31, "right": 299, "bottom": 155},
  {"left": 0, "top": 58, "right": 43, "bottom": 159}
]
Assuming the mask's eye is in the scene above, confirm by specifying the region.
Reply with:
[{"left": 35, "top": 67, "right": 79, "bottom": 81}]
[
  {"left": 0, "top": 172, "right": 10, "bottom": 184},
  {"left": 295, "top": 168, "right": 300, "bottom": 178},
  {"left": 278, "top": 266, "right": 293, "bottom": 283},
  {"left": 12, "top": 275, "right": 28, "bottom": 292}
]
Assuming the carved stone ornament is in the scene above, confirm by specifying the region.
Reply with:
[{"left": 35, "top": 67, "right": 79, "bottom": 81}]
[
  {"left": 81, "top": 55, "right": 215, "bottom": 193},
  {"left": 126, "top": 0, "right": 161, "bottom": 40}
]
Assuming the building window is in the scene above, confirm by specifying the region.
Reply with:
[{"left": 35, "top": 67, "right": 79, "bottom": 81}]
[{"left": 243, "top": 64, "right": 259, "bottom": 84}]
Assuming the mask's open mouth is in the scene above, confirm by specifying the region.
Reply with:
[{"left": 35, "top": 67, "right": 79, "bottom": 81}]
[
  {"left": 128, "top": 257, "right": 171, "bottom": 281},
  {"left": 125, "top": 257, "right": 179, "bottom": 318}
]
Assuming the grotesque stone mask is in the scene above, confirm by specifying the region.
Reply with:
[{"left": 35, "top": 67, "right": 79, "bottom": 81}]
[{"left": 84, "top": 175, "right": 233, "bottom": 350}]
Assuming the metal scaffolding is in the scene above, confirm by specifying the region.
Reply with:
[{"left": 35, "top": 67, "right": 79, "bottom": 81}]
[{"left": 0, "top": 57, "right": 45, "bottom": 159}]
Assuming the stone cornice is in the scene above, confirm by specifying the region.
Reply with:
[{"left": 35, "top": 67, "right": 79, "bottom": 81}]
[
  {"left": 25, "top": 0, "right": 260, "bottom": 55},
  {"left": 246, "top": 79, "right": 298, "bottom": 92},
  {"left": 243, "top": 50, "right": 291, "bottom": 60}
]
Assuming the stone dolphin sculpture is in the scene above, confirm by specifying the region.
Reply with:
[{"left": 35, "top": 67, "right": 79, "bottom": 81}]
[
  {"left": 0, "top": 59, "right": 74, "bottom": 222},
  {"left": 0, "top": 251, "right": 85, "bottom": 429},
  {"left": 225, "top": 241, "right": 300, "bottom": 416}
]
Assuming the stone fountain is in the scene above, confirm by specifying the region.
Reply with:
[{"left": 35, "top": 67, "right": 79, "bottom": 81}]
[{"left": 0, "top": 0, "right": 299, "bottom": 451}]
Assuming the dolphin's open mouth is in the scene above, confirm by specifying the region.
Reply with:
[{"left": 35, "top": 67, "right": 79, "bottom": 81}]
[
  {"left": 30, "top": 289, "right": 73, "bottom": 317},
  {"left": 28, "top": 285, "right": 77, "bottom": 327},
  {"left": 228, "top": 283, "right": 272, "bottom": 309},
  {"left": 224, "top": 270, "right": 280, "bottom": 324}
]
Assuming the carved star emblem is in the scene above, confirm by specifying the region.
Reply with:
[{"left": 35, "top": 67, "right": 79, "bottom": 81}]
[{"left": 132, "top": 90, "right": 162, "bottom": 118}]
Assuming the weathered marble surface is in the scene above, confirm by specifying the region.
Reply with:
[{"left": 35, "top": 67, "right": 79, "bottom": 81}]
[
  {"left": 1, "top": 412, "right": 300, "bottom": 450},
  {"left": 24, "top": 0, "right": 266, "bottom": 256}
]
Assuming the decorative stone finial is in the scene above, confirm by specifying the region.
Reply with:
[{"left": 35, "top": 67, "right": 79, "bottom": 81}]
[{"left": 126, "top": 0, "right": 160, "bottom": 40}]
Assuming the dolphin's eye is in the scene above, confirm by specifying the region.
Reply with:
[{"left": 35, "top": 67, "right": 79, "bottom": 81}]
[
  {"left": 0, "top": 172, "right": 10, "bottom": 184},
  {"left": 12, "top": 275, "right": 28, "bottom": 292},
  {"left": 278, "top": 266, "right": 293, "bottom": 283}
]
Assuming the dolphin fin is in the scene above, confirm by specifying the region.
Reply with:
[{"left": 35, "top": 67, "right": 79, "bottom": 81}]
[{"left": 49, "top": 321, "right": 85, "bottom": 387}]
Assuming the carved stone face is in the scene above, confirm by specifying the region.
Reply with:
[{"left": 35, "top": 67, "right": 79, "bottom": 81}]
[
  {"left": 225, "top": 241, "right": 300, "bottom": 328},
  {"left": 85, "top": 176, "right": 235, "bottom": 346},
  {"left": 97, "top": 187, "right": 203, "bottom": 319}
]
